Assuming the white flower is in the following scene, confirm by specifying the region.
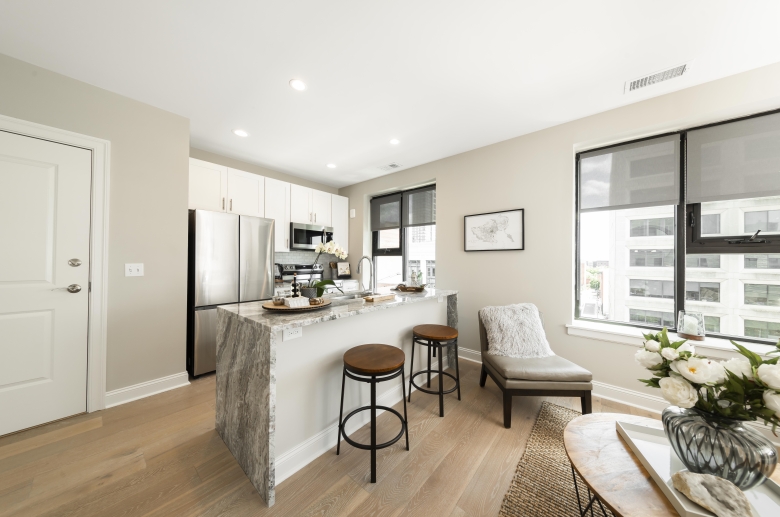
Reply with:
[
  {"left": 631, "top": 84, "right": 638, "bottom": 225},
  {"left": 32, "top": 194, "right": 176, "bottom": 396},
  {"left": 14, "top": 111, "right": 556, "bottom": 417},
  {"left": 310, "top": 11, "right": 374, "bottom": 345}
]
[
  {"left": 659, "top": 376, "right": 699, "bottom": 409},
  {"left": 645, "top": 340, "right": 660, "bottom": 353},
  {"left": 314, "top": 243, "right": 325, "bottom": 253},
  {"left": 678, "top": 342, "right": 695, "bottom": 356},
  {"left": 662, "top": 347, "right": 679, "bottom": 361},
  {"left": 757, "top": 364, "right": 780, "bottom": 390},
  {"left": 764, "top": 391, "right": 780, "bottom": 418},
  {"left": 635, "top": 349, "right": 663, "bottom": 369},
  {"left": 673, "top": 357, "right": 727, "bottom": 385},
  {"left": 722, "top": 357, "right": 753, "bottom": 380}
]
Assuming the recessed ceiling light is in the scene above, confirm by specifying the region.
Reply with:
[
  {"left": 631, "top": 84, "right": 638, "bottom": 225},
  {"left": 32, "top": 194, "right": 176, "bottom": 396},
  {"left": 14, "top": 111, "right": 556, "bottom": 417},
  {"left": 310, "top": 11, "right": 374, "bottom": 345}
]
[
  {"left": 233, "top": 129, "right": 249, "bottom": 137},
  {"left": 327, "top": 164, "right": 336, "bottom": 169},
  {"left": 289, "top": 79, "right": 306, "bottom": 91},
  {"left": 389, "top": 139, "right": 400, "bottom": 145}
]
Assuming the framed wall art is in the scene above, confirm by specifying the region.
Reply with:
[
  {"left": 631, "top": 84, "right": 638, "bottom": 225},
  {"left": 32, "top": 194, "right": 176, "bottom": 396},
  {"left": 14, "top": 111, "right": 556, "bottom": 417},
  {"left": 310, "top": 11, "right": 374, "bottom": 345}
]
[{"left": 464, "top": 208, "right": 524, "bottom": 251}]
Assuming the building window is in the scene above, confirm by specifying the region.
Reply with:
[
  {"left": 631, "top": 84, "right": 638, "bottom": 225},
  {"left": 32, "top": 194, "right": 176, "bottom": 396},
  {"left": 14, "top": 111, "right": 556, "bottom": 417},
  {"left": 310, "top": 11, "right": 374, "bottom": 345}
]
[
  {"left": 745, "top": 210, "right": 780, "bottom": 234},
  {"left": 744, "top": 284, "right": 780, "bottom": 306},
  {"left": 685, "top": 282, "right": 720, "bottom": 303},
  {"left": 744, "top": 254, "right": 780, "bottom": 269},
  {"left": 629, "top": 279, "right": 674, "bottom": 298},
  {"left": 686, "top": 255, "right": 720, "bottom": 268},
  {"left": 630, "top": 217, "right": 674, "bottom": 237},
  {"left": 629, "top": 249, "right": 674, "bottom": 267},
  {"left": 744, "top": 319, "right": 780, "bottom": 340},
  {"left": 701, "top": 214, "right": 721, "bottom": 235},
  {"left": 704, "top": 316, "right": 720, "bottom": 333},
  {"left": 426, "top": 261, "right": 435, "bottom": 281},
  {"left": 629, "top": 309, "right": 675, "bottom": 327}
]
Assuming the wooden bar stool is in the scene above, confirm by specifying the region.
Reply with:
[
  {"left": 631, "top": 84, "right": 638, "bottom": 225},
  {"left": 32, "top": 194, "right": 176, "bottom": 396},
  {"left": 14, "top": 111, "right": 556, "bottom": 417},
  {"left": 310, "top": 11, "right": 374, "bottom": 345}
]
[
  {"left": 337, "top": 344, "right": 409, "bottom": 483},
  {"left": 408, "top": 324, "right": 460, "bottom": 417}
]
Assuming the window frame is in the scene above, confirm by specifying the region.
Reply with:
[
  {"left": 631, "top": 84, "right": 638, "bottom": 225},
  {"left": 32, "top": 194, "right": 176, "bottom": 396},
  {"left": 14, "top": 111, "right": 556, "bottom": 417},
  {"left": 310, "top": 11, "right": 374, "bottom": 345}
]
[{"left": 575, "top": 108, "right": 780, "bottom": 343}]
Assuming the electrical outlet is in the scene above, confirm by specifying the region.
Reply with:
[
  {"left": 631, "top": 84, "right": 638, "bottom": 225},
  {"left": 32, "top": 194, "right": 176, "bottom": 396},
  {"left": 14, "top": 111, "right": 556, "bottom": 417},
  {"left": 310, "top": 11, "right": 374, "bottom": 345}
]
[
  {"left": 283, "top": 327, "right": 303, "bottom": 341},
  {"left": 349, "top": 209, "right": 355, "bottom": 218},
  {"left": 125, "top": 263, "right": 144, "bottom": 277}
]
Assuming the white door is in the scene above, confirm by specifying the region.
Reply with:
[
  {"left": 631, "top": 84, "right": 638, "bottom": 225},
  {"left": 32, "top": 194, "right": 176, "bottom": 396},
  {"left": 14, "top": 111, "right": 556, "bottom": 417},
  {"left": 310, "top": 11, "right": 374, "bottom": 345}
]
[
  {"left": 312, "top": 190, "right": 332, "bottom": 226},
  {"left": 290, "top": 184, "right": 312, "bottom": 224},
  {"left": 0, "top": 130, "right": 92, "bottom": 436},
  {"left": 265, "top": 177, "right": 290, "bottom": 251},
  {"left": 189, "top": 158, "right": 227, "bottom": 212},
  {"left": 331, "top": 194, "right": 349, "bottom": 247},
  {"left": 227, "top": 168, "right": 264, "bottom": 217}
]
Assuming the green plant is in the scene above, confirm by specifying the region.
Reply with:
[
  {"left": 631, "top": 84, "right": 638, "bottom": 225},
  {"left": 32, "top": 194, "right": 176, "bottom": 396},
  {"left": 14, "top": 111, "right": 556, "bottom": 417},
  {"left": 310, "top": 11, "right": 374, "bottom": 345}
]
[{"left": 306, "top": 279, "right": 343, "bottom": 297}]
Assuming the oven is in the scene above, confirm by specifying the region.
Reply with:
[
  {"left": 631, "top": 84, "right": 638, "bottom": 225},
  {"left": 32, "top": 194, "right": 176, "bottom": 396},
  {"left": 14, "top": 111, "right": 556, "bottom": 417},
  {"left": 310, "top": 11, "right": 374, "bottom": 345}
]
[{"left": 290, "top": 222, "right": 333, "bottom": 251}]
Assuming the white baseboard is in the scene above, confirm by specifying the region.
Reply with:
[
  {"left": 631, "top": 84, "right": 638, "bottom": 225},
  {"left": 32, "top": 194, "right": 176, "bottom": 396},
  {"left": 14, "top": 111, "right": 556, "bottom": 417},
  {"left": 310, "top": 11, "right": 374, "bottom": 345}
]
[
  {"left": 458, "top": 348, "right": 482, "bottom": 364},
  {"left": 275, "top": 360, "right": 443, "bottom": 485},
  {"left": 105, "top": 372, "right": 190, "bottom": 408}
]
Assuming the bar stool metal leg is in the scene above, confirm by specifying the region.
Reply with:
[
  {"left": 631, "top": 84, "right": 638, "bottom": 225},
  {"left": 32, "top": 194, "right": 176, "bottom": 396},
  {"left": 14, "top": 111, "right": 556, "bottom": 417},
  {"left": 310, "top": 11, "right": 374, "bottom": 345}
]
[
  {"left": 337, "top": 367, "right": 346, "bottom": 455},
  {"left": 401, "top": 368, "right": 409, "bottom": 450},
  {"left": 427, "top": 344, "right": 432, "bottom": 388},
  {"left": 454, "top": 339, "right": 461, "bottom": 401},
  {"left": 370, "top": 375, "right": 377, "bottom": 483},
  {"left": 437, "top": 342, "right": 444, "bottom": 416},
  {"left": 408, "top": 338, "right": 415, "bottom": 403}
]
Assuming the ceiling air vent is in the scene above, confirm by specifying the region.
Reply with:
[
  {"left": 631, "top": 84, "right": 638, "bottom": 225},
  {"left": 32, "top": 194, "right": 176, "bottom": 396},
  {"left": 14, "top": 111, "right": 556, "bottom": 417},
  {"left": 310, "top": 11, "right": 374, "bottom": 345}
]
[
  {"left": 378, "top": 162, "right": 403, "bottom": 172},
  {"left": 625, "top": 63, "right": 688, "bottom": 93}
]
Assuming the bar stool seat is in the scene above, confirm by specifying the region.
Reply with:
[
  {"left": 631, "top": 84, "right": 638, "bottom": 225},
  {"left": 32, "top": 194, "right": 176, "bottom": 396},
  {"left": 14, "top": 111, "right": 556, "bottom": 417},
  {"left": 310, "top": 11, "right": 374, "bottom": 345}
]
[
  {"left": 337, "top": 344, "right": 409, "bottom": 483},
  {"left": 408, "top": 324, "right": 461, "bottom": 417}
]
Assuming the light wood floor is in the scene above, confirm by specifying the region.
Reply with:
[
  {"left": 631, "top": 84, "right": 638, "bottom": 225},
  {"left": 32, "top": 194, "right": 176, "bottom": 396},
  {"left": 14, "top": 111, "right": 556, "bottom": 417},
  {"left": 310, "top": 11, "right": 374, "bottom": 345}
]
[{"left": 0, "top": 360, "right": 658, "bottom": 517}]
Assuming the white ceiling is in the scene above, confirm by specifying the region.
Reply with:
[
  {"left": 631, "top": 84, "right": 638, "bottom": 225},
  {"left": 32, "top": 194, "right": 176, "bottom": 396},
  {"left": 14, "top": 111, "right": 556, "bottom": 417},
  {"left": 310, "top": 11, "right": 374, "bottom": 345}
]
[{"left": 1, "top": 1, "right": 780, "bottom": 188}]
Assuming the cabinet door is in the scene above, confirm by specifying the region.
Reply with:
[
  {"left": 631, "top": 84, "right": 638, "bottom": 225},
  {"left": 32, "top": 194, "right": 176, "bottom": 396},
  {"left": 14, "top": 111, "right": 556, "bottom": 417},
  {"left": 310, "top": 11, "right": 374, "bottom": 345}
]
[
  {"left": 265, "top": 177, "right": 290, "bottom": 251},
  {"left": 312, "top": 190, "right": 332, "bottom": 226},
  {"left": 189, "top": 158, "right": 227, "bottom": 211},
  {"left": 331, "top": 194, "right": 349, "bottom": 247},
  {"left": 227, "top": 168, "right": 264, "bottom": 217},
  {"left": 290, "top": 184, "right": 312, "bottom": 224}
]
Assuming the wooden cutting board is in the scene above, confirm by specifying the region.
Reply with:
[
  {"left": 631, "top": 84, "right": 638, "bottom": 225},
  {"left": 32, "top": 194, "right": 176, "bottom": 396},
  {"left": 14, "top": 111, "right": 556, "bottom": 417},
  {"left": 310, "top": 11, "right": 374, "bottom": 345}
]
[{"left": 364, "top": 293, "right": 396, "bottom": 303}]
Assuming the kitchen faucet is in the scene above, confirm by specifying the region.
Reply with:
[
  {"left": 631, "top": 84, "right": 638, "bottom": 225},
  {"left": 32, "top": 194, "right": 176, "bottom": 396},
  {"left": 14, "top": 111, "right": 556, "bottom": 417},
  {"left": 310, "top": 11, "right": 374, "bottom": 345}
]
[{"left": 357, "top": 256, "right": 373, "bottom": 293}]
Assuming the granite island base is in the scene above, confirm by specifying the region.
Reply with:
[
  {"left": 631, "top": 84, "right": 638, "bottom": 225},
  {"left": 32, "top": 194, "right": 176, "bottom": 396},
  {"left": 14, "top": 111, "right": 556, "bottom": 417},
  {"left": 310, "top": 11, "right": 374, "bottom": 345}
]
[{"left": 215, "top": 289, "right": 458, "bottom": 506}]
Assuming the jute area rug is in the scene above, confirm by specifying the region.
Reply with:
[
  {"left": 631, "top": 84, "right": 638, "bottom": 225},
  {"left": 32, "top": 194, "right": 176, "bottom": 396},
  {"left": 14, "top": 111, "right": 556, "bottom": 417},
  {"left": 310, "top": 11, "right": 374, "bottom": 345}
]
[{"left": 498, "top": 401, "right": 614, "bottom": 517}]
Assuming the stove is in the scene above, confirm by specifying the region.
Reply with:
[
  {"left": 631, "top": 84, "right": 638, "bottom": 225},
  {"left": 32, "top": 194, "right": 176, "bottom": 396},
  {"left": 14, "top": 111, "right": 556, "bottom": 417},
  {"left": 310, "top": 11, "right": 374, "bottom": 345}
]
[{"left": 275, "top": 263, "right": 325, "bottom": 283}]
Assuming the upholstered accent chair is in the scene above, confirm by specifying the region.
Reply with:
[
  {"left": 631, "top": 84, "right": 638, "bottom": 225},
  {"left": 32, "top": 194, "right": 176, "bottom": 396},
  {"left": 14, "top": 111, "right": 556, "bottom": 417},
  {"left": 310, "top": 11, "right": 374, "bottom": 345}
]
[{"left": 478, "top": 313, "right": 593, "bottom": 428}]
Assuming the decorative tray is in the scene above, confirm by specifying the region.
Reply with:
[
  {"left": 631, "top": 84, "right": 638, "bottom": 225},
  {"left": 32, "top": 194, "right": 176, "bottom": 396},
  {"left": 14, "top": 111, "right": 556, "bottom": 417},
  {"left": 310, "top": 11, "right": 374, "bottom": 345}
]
[
  {"left": 261, "top": 300, "right": 332, "bottom": 312},
  {"left": 393, "top": 284, "right": 427, "bottom": 292},
  {"left": 615, "top": 420, "right": 780, "bottom": 516}
]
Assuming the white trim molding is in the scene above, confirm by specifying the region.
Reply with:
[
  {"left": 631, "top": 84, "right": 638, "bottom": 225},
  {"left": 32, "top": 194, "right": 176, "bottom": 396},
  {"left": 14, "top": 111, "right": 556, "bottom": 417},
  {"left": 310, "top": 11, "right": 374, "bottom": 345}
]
[
  {"left": 0, "top": 114, "right": 111, "bottom": 413},
  {"left": 105, "top": 372, "right": 190, "bottom": 408},
  {"left": 458, "top": 347, "right": 482, "bottom": 364}
]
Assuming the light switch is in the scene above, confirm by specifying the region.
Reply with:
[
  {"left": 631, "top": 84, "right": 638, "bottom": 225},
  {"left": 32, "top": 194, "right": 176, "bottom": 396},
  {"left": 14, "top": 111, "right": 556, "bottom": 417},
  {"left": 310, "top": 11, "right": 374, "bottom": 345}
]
[
  {"left": 349, "top": 209, "right": 356, "bottom": 218},
  {"left": 125, "top": 263, "right": 144, "bottom": 277}
]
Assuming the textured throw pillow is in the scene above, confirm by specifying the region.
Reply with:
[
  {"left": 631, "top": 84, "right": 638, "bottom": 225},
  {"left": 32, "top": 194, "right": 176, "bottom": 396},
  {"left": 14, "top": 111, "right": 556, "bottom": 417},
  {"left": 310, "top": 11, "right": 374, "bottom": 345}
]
[{"left": 479, "top": 303, "right": 555, "bottom": 358}]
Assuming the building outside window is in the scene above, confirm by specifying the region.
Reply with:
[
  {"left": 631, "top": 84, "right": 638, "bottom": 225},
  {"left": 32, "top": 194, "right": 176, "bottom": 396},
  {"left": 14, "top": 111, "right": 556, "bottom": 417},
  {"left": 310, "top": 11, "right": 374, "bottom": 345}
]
[
  {"left": 686, "top": 254, "right": 720, "bottom": 268},
  {"left": 685, "top": 282, "right": 720, "bottom": 302},
  {"left": 629, "top": 249, "right": 674, "bottom": 267},
  {"left": 744, "top": 284, "right": 780, "bottom": 306},
  {"left": 630, "top": 217, "right": 674, "bottom": 237},
  {"left": 745, "top": 210, "right": 780, "bottom": 234},
  {"left": 701, "top": 214, "right": 721, "bottom": 235},
  {"left": 629, "top": 309, "right": 675, "bottom": 327},
  {"left": 629, "top": 279, "right": 674, "bottom": 298},
  {"left": 704, "top": 316, "right": 721, "bottom": 333},
  {"left": 744, "top": 254, "right": 780, "bottom": 269},
  {"left": 744, "top": 319, "right": 780, "bottom": 340}
]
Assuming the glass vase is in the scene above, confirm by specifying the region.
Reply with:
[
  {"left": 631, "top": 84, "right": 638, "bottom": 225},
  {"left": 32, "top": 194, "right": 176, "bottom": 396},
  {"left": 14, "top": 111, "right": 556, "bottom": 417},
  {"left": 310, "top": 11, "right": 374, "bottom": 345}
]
[{"left": 662, "top": 406, "right": 777, "bottom": 489}]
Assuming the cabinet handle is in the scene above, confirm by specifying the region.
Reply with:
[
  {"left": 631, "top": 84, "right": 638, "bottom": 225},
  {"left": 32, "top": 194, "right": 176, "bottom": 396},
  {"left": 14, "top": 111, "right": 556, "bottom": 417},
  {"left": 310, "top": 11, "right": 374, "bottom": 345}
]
[
  {"left": 222, "top": 198, "right": 225, "bottom": 210},
  {"left": 230, "top": 199, "right": 233, "bottom": 211},
  {"left": 314, "top": 213, "right": 317, "bottom": 223},
  {"left": 286, "top": 238, "right": 289, "bottom": 249}
]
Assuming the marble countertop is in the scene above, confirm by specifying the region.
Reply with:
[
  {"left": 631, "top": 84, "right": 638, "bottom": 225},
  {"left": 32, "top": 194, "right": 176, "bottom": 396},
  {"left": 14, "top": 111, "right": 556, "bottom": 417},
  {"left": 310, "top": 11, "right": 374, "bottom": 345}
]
[{"left": 218, "top": 288, "right": 457, "bottom": 333}]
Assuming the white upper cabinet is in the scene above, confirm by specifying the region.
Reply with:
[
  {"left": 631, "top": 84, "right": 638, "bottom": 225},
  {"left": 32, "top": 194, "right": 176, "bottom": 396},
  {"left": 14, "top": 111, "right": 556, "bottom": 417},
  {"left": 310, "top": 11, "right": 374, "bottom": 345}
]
[
  {"left": 312, "top": 190, "right": 332, "bottom": 226},
  {"left": 331, "top": 194, "right": 348, "bottom": 246},
  {"left": 189, "top": 158, "right": 227, "bottom": 212},
  {"left": 265, "top": 177, "right": 290, "bottom": 251},
  {"left": 227, "top": 168, "right": 264, "bottom": 217},
  {"left": 290, "top": 184, "right": 312, "bottom": 224}
]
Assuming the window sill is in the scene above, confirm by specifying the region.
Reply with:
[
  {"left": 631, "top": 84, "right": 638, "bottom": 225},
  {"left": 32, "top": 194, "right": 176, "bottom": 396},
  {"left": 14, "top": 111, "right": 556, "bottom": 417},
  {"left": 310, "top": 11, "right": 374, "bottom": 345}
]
[{"left": 566, "top": 320, "right": 778, "bottom": 359}]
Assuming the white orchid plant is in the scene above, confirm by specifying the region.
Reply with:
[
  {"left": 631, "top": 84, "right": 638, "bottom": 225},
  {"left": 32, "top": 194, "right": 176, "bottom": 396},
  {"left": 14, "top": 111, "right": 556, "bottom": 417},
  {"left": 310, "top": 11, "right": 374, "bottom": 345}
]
[
  {"left": 305, "top": 241, "right": 349, "bottom": 296},
  {"left": 635, "top": 328, "right": 780, "bottom": 433}
]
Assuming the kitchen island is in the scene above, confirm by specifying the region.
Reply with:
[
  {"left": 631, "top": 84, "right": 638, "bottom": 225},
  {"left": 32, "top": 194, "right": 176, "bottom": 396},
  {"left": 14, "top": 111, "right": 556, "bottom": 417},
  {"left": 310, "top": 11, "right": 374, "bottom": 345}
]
[{"left": 215, "top": 289, "right": 458, "bottom": 506}]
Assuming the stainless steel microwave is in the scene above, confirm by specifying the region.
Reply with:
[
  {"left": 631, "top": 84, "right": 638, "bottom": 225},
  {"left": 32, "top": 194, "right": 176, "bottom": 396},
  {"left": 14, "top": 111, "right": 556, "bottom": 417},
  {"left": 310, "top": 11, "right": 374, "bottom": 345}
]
[{"left": 290, "top": 222, "right": 333, "bottom": 251}]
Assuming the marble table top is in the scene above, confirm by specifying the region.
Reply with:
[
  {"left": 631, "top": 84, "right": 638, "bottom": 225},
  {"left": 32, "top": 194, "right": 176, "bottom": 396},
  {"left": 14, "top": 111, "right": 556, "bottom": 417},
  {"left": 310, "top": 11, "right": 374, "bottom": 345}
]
[{"left": 218, "top": 288, "right": 457, "bottom": 333}]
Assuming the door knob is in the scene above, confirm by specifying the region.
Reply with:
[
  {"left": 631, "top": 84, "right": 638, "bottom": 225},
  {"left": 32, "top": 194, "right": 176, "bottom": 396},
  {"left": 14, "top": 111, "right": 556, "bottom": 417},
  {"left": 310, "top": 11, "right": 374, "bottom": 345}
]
[
  {"left": 68, "top": 258, "right": 82, "bottom": 267},
  {"left": 67, "top": 284, "right": 82, "bottom": 293}
]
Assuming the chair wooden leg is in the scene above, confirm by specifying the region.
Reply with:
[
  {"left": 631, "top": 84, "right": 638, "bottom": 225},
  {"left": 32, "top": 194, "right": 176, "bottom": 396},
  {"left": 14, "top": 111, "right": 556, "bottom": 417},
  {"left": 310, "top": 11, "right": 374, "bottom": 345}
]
[
  {"left": 479, "top": 364, "right": 487, "bottom": 388},
  {"left": 503, "top": 390, "right": 512, "bottom": 429},
  {"left": 581, "top": 392, "right": 592, "bottom": 415}
]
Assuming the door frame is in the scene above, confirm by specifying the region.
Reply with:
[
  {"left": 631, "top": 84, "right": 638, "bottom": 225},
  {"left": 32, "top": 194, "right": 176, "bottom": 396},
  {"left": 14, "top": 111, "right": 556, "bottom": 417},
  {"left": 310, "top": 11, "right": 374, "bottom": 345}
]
[{"left": 0, "top": 113, "right": 110, "bottom": 413}]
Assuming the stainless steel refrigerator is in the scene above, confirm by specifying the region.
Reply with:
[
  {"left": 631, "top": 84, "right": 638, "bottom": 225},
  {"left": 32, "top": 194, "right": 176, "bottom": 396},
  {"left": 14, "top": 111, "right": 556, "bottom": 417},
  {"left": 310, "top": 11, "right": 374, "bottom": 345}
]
[{"left": 187, "top": 210, "right": 275, "bottom": 376}]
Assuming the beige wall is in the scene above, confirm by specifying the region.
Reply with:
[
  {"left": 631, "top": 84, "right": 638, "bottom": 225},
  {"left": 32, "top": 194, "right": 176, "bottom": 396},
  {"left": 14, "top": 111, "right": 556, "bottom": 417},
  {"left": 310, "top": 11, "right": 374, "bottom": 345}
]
[
  {"left": 190, "top": 147, "right": 338, "bottom": 194},
  {"left": 0, "top": 53, "right": 190, "bottom": 392},
  {"left": 339, "top": 62, "right": 780, "bottom": 398}
]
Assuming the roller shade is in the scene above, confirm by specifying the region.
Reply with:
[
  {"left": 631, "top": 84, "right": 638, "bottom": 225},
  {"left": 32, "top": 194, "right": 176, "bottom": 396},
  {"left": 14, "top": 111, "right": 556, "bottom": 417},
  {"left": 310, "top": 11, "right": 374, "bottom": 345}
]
[
  {"left": 687, "top": 111, "right": 780, "bottom": 204},
  {"left": 370, "top": 193, "right": 401, "bottom": 231},
  {"left": 403, "top": 186, "right": 436, "bottom": 227},
  {"left": 579, "top": 134, "right": 680, "bottom": 213}
]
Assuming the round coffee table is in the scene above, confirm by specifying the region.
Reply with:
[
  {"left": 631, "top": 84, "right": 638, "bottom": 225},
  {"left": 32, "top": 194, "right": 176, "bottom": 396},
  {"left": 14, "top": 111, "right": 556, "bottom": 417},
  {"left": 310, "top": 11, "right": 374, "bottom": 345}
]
[{"left": 564, "top": 413, "right": 678, "bottom": 517}]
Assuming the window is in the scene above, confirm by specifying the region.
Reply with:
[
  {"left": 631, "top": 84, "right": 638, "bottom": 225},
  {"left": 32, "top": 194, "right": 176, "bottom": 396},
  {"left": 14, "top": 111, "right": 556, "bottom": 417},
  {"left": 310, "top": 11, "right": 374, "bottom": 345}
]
[
  {"left": 426, "top": 261, "right": 435, "bottom": 281},
  {"left": 630, "top": 217, "right": 674, "bottom": 237},
  {"left": 685, "top": 282, "right": 720, "bottom": 302},
  {"left": 377, "top": 229, "right": 400, "bottom": 249},
  {"left": 629, "top": 249, "right": 674, "bottom": 267},
  {"left": 744, "top": 284, "right": 780, "bottom": 306},
  {"left": 745, "top": 210, "right": 780, "bottom": 234},
  {"left": 629, "top": 279, "right": 674, "bottom": 298},
  {"left": 701, "top": 214, "right": 721, "bottom": 235},
  {"left": 745, "top": 319, "right": 780, "bottom": 340},
  {"left": 744, "top": 254, "right": 780, "bottom": 269},
  {"left": 704, "top": 316, "right": 721, "bottom": 333},
  {"left": 686, "top": 254, "right": 720, "bottom": 268},
  {"left": 629, "top": 309, "right": 675, "bottom": 327}
]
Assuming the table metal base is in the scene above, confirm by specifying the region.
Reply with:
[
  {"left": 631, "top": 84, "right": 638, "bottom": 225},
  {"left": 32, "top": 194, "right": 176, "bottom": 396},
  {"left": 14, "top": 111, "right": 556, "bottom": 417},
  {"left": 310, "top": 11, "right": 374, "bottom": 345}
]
[{"left": 571, "top": 465, "right": 610, "bottom": 517}]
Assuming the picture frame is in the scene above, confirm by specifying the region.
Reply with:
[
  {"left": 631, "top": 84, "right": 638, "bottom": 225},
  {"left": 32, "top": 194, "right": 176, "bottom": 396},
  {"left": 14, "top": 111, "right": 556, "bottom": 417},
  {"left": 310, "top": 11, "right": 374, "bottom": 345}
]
[
  {"left": 464, "top": 208, "right": 524, "bottom": 252},
  {"left": 336, "top": 262, "right": 351, "bottom": 278}
]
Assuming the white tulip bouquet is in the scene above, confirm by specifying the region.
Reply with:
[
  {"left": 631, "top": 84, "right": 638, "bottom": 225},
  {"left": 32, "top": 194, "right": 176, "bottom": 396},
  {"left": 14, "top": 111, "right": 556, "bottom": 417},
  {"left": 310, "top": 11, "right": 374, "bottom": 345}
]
[{"left": 636, "top": 328, "right": 780, "bottom": 433}]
